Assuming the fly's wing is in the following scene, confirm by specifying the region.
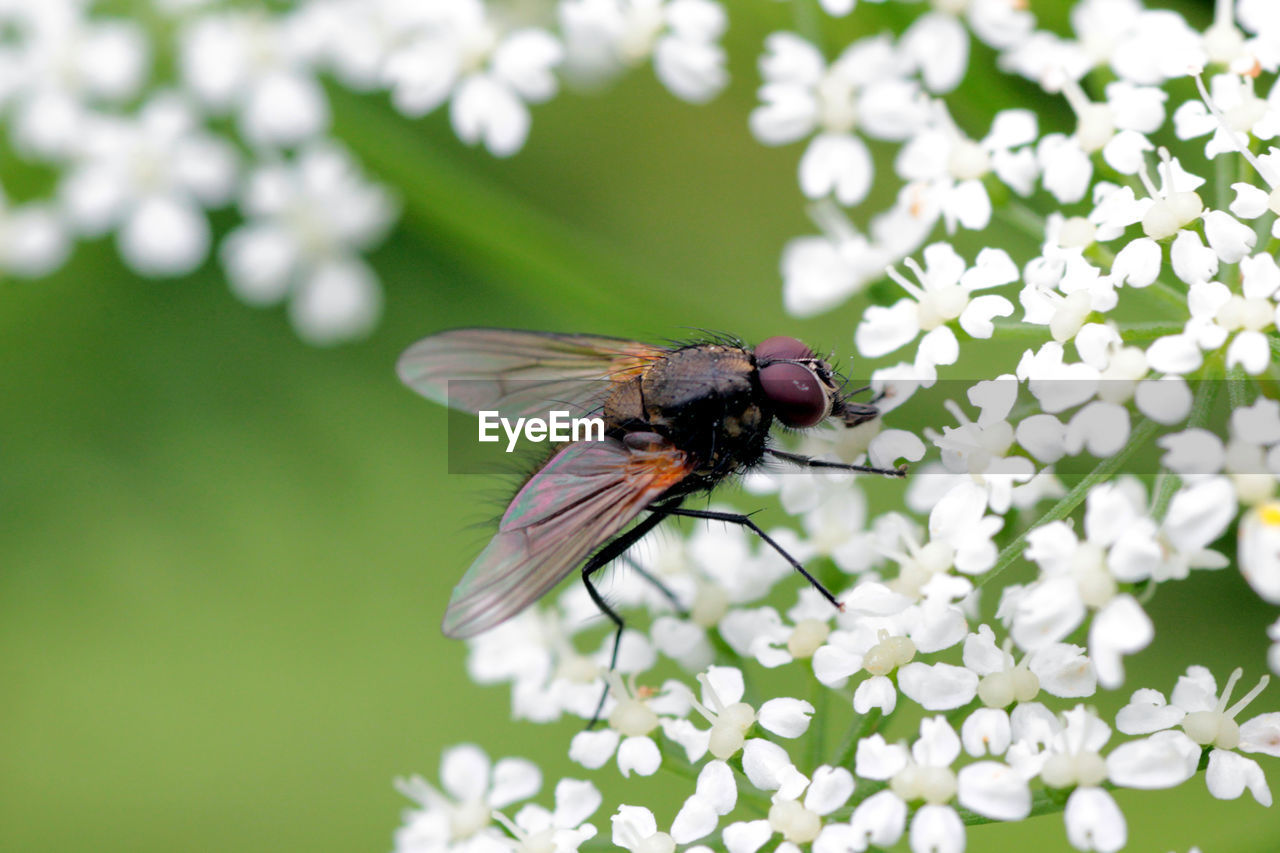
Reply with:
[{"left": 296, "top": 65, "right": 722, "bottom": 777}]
[
  {"left": 397, "top": 328, "right": 665, "bottom": 420},
  {"left": 442, "top": 437, "right": 692, "bottom": 638}
]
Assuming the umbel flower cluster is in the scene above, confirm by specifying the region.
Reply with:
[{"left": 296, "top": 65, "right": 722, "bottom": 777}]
[
  {"left": 377, "top": 0, "right": 1280, "bottom": 852},
  {"left": 11, "top": 0, "right": 1280, "bottom": 851}
]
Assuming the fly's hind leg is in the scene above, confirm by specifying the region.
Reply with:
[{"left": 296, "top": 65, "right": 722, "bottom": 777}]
[{"left": 581, "top": 501, "right": 680, "bottom": 729}]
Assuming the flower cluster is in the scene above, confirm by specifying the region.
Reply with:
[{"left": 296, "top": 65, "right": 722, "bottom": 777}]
[
  {"left": 388, "top": 0, "right": 1280, "bottom": 852},
  {"left": 0, "top": 0, "right": 727, "bottom": 343}
]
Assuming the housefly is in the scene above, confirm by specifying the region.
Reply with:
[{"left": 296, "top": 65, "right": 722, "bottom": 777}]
[{"left": 397, "top": 329, "right": 905, "bottom": 661}]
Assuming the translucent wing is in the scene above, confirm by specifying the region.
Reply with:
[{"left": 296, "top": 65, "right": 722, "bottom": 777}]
[
  {"left": 442, "top": 437, "right": 692, "bottom": 638},
  {"left": 397, "top": 328, "right": 665, "bottom": 420}
]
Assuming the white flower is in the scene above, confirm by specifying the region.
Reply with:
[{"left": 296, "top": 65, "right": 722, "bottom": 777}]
[
  {"left": 1115, "top": 666, "right": 1280, "bottom": 805},
  {"left": 998, "top": 480, "right": 1170, "bottom": 687},
  {"left": 751, "top": 32, "right": 926, "bottom": 204},
  {"left": 0, "top": 2, "right": 149, "bottom": 159},
  {"left": 0, "top": 187, "right": 69, "bottom": 277},
  {"left": 663, "top": 665, "right": 813, "bottom": 762},
  {"left": 856, "top": 243, "right": 1017, "bottom": 360},
  {"left": 568, "top": 674, "right": 690, "bottom": 777},
  {"left": 781, "top": 200, "right": 890, "bottom": 316},
  {"left": 497, "top": 779, "right": 601, "bottom": 853},
  {"left": 723, "top": 763, "right": 853, "bottom": 853},
  {"left": 1240, "top": 499, "right": 1280, "bottom": 602},
  {"left": 895, "top": 106, "right": 1039, "bottom": 232},
  {"left": 58, "top": 93, "right": 237, "bottom": 277},
  {"left": 220, "top": 141, "right": 395, "bottom": 344},
  {"left": 180, "top": 8, "right": 329, "bottom": 148},
  {"left": 559, "top": 0, "right": 728, "bottom": 103},
  {"left": 854, "top": 716, "right": 1026, "bottom": 852},
  {"left": 383, "top": 0, "right": 562, "bottom": 157},
  {"left": 395, "top": 745, "right": 542, "bottom": 853}
]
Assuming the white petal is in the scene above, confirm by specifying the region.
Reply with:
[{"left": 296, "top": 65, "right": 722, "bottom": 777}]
[
  {"left": 697, "top": 760, "right": 738, "bottom": 813},
  {"left": 490, "top": 757, "right": 542, "bottom": 808},
  {"left": 961, "top": 708, "right": 1012, "bottom": 757},
  {"left": 901, "top": 660, "right": 977, "bottom": 706},
  {"left": 1115, "top": 687, "right": 1184, "bottom": 734},
  {"left": 1064, "top": 787, "right": 1126, "bottom": 853},
  {"left": 493, "top": 29, "right": 563, "bottom": 102},
  {"left": 118, "top": 195, "right": 209, "bottom": 277},
  {"left": 551, "top": 778, "right": 602, "bottom": 829},
  {"left": 1089, "top": 595, "right": 1153, "bottom": 689},
  {"left": 855, "top": 734, "right": 908, "bottom": 781},
  {"left": 758, "top": 698, "right": 814, "bottom": 738},
  {"left": 901, "top": 12, "right": 968, "bottom": 93},
  {"left": 703, "top": 665, "right": 746, "bottom": 705},
  {"left": 1239, "top": 712, "right": 1280, "bottom": 757},
  {"left": 451, "top": 75, "right": 530, "bottom": 157},
  {"left": 959, "top": 294, "right": 1014, "bottom": 338},
  {"left": 1231, "top": 182, "right": 1270, "bottom": 218},
  {"left": 853, "top": 675, "right": 898, "bottom": 715},
  {"left": 617, "top": 736, "right": 661, "bottom": 777},
  {"left": 848, "top": 790, "right": 906, "bottom": 849},
  {"left": 1106, "top": 731, "right": 1199, "bottom": 789},
  {"left": 1228, "top": 330, "right": 1271, "bottom": 375},
  {"left": 1064, "top": 402, "right": 1130, "bottom": 458},
  {"left": 441, "top": 744, "right": 492, "bottom": 800},
  {"left": 290, "top": 259, "right": 382, "bottom": 345},
  {"left": 1029, "top": 644, "right": 1097, "bottom": 698},
  {"left": 1157, "top": 429, "right": 1225, "bottom": 475},
  {"left": 723, "top": 820, "right": 772, "bottom": 853},
  {"left": 1204, "top": 210, "right": 1257, "bottom": 262},
  {"left": 1206, "top": 749, "right": 1272, "bottom": 806},
  {"left": 1145, "top": 334, "right": 1203, "bottom": 375},
  {"left": 1170, "top": 229, "right": 1219, "bottom": 285},
  {"left": 241, "top": 71, "right": 329, "bottom": 148},
  {"left": 856, "top": 300, "right": 920, "bottom": 358},
  {"left": 1134, "top": 377, "right": 1193, "bottom": 423},
  {"left": 671, "top": 796, "right": 718, "bottom": 844},
  {"left": 569, "top": 730, "right": 619, "bottom": 770},
  {"left": 612, "top": 805, "right": 659, "bottom": 847},
  {"left": 868, "top": 429, "right": 926, "bottom": 469},
  {"left": 804, "top": 765, "right": 855, "bottom": 816},
  {"left": 909, "top": 805, "right": 965, "bottom": 853},
  {"left": 742, "top": 738, "right": 804, "bottom": 795},
  {"left": 221, "top": 224, "right": 297, "bottom": 306},
  {"left": 1111, "top": 237, "right": 1161, "bottom": 288},
  {"left": 957, "top": 761, "right": 1031, "bottom": 820},
  {"left": 1163, "top": 477, "right": 1236, "bottom": 553},
  {"left": 799, "top": 133, "right": 873, "bottom": 205}
]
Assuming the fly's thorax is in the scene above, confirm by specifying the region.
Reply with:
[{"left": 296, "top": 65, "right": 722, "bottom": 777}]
[{"left": 638, "top": 344, "right": 773, "bottom": 479}]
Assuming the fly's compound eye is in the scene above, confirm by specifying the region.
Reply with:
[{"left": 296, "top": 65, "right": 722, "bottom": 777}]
[
  {"left": 759, "top": 362, "right": 829, "bottom": 428},
  {"left": 754, "top": 335, "right": 814, "bottom": 364}
]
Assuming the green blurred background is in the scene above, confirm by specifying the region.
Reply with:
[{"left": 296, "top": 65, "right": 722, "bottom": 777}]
[{"left": 4, "top": 1, "right": 1279, "bottom": 851}]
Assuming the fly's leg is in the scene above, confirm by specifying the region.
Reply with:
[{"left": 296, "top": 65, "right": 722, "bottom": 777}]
[
  {"left": 619, "top": 554, "right": 687, "bottom": 617},
  {"left": 766, "top": 447, "right": 906, "bottom": 477},
  {"left": 654, "top": 505, "right": 845, "bottom": 612},
  {"left": 581, "top": 501, "right": 680, "bottom": 729}
]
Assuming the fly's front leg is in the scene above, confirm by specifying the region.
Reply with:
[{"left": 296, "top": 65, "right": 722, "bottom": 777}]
[{"left": 767, "top": 447, "right": 906, "bottom": 477}]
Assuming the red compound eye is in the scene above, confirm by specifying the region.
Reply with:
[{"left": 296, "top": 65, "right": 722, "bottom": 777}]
[
  {"left": 754, "top": 335, "right": 814, "bottom": 364},
  {"left": 760, "top": 362, "right": 828, "bottom": 428}
]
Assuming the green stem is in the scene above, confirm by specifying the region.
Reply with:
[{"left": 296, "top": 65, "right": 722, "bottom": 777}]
[
  {"left": 995, "top": 199, "right": 1046, "bottom": 244},
  {"left": 833, "top": 708, "right": 884, "bottom": 771},
  {"left": 978, "top": 417, "right": 1161, "bottom": 590}
]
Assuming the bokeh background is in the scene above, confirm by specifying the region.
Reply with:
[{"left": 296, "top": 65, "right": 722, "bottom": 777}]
[{"left": 4, "top": 1, "right": 1279, "bottom": 851}]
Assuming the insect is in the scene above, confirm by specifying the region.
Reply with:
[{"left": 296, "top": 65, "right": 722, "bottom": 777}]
[{"left": 397, "top": 328, "right": 905, "bottom": 655}]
